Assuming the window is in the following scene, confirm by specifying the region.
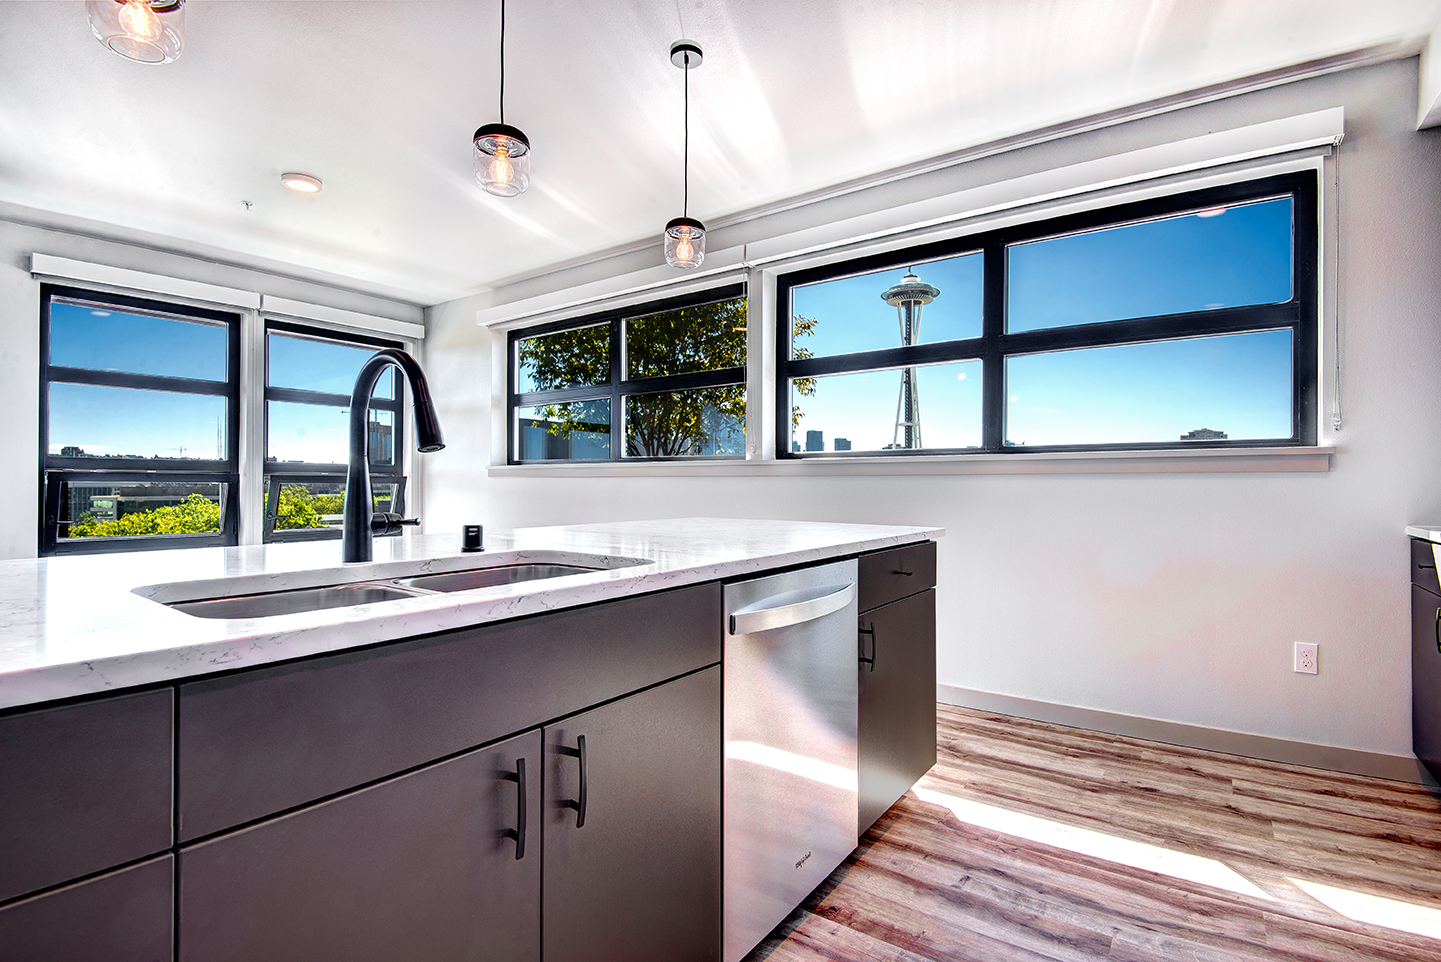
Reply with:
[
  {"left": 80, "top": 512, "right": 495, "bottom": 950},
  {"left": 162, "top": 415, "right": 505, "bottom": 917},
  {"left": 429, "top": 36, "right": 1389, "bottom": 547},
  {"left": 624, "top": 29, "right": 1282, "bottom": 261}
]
[
  {"left": 776, "top": 172, "right": 1317, "bottom": 456},
  {"left": 508, "top": 286, "right": 747, "bottom": 462},
  {"left": 39, "top": 285, "right": 240, "bottom": 554},
  {"left": 263, "top": 322, "right": 406, "bottom": 542}
]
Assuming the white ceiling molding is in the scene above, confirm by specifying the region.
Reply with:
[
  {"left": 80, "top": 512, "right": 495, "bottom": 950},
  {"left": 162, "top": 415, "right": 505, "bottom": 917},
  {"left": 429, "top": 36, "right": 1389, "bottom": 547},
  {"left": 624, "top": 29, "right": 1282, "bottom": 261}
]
[
  {"left": 260, "top": 295, "right": 425, "bottom": 341},
  {"left": 479, "top": 108, "right": 1343, "bottom": 331},
  {"left": 29, "top": 252, "right": 261, "bottom": 310},
  {"left": 475, "top": 265, "right": 750, "bottom": 331},
  {"left": 1418, "top": 26, "right": 1441, "bottom": 127}
]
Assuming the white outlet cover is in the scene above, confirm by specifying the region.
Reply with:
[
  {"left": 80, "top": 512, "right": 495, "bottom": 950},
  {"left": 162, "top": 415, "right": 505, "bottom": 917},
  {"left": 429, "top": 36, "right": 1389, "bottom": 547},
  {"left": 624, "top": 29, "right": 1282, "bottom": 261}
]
[{"left": 1295, "top": 642, "right": 1319, "bottom": 674}]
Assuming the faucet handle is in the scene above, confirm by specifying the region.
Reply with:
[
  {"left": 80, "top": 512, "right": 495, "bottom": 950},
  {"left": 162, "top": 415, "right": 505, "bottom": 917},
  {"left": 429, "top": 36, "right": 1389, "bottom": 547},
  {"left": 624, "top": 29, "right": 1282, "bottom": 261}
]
[{"left": 370, "top": 513, "right": 421, "bottom": 535}]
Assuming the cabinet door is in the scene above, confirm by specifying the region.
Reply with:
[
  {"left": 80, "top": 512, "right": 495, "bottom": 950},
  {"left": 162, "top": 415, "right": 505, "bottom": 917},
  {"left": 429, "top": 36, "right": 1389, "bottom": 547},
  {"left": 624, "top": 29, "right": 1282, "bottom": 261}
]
[
  {"left": 858, "top": 588, "right": 937, "bottom": 835},
  {"left": 0, "top": 688, "right": 172, "bottom": 902},
  {"left": 180, "top": 729, "right": 542, "bottom": 962},
  {"left": 1413, "top": 584, "right": 1441, "bottom": 781},
  {"left": 544, "top": 666, "right": 721, "bottom": 962},
  {"left": 0, "top": 856, "right": 172, "bottom": 962},
  {"left": 179, "top": 583, "right": 720, "bottom": 840}
]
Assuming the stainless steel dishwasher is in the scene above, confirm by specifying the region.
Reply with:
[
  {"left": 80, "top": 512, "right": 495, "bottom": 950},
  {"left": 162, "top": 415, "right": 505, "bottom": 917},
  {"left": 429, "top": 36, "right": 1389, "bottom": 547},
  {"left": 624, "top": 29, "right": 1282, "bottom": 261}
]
[{"left": 723, "top": 558, "right": 859, "bottom": 962}]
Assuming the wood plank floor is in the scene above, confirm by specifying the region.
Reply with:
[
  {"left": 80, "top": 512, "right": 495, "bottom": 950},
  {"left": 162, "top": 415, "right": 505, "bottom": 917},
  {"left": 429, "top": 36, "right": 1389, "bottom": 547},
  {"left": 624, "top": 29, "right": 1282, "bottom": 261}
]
[{"left": 745, "top": 705, "right": 1441, "bottom": 962}]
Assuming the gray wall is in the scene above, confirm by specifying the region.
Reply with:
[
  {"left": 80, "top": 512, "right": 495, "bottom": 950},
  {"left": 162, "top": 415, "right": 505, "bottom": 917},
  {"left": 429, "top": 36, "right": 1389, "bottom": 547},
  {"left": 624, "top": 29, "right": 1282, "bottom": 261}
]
[
  {"left": 422, "top": 59, "right": 1441, "bottom": 758},
  {"left": 0, "top": 217, "right": 421, "bottom": 560}
]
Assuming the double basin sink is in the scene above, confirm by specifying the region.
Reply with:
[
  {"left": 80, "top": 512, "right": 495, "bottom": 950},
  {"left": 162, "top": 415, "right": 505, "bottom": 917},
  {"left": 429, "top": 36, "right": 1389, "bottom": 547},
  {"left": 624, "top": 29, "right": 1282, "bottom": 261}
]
[{"left": 142, "top": 551, "right": 652, "bottom": 620}]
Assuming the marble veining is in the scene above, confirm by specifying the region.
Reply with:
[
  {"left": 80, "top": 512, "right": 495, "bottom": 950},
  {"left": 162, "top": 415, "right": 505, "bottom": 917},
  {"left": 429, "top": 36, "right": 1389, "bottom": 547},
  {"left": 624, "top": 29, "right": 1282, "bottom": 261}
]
[{"left": 0, "top": 518, "right": 942, "bottom": 710}]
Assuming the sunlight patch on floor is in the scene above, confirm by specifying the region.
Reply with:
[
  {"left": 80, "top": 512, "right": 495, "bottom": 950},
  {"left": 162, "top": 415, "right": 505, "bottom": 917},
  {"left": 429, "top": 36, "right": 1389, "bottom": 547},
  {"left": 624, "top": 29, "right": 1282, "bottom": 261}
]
[
  {"left": 1290, "top": 877, "right": 1441, "bottom": 941},
  {"left": 913, "top": 786, "right": 1274, "bottom": 901}
]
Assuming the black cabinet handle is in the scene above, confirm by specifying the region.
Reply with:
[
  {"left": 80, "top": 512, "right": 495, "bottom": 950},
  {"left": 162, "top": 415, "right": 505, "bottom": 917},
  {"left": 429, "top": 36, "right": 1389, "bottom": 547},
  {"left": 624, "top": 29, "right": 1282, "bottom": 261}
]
[
  {"left": 893, "top": 569, "right": 914, "bottom": 577},
  {"left": 1435, "top": 608, "right": 1440, "bottom": 655},
  {"left": 1421, "top": 564, "right": 1437, "bottom": 571},
  {"left": 858, "top": 624, "right": 876, "bottom": 671},
  {"left": 503, "top": 757, "right": 527, "bottom": 860},
  {"left": 560, "top": 735, "right": 587, "bottom": 828}
]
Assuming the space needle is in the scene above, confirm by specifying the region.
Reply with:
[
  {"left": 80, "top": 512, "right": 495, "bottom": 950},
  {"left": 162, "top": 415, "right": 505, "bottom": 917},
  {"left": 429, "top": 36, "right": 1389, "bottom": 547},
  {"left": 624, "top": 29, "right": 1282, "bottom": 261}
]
[{"left": 881, "top": 269, "right": 940, "bottom": 449}]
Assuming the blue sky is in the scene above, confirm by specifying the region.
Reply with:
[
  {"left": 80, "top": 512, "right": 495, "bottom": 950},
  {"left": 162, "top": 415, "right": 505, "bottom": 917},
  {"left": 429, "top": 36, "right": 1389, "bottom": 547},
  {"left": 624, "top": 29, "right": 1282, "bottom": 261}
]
[
  {"left": 789, "top": 197, "right": 1295, "bottom": 450},
  {"left": 47, "top": 306, "right": 390, "bottom": 459}
]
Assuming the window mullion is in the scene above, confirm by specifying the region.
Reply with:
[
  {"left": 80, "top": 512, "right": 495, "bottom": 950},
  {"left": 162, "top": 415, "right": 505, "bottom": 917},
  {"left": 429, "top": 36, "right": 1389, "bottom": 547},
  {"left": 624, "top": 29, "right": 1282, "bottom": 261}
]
[
  {"left": 238, "top": 308, "right": 266, "bottom": 545},
  {"left": 982, "top": 239, "right": 1006, "bottom": 452},
  {"left": 609, "top": 318, "right": 623, "bottom": 461}
]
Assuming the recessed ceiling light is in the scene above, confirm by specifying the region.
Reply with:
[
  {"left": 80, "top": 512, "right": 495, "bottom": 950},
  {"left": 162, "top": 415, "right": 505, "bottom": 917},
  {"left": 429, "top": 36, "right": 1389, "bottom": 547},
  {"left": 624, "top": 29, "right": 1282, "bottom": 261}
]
[{"left": 281, "top": 172, "right": 322, "bottom": 193}]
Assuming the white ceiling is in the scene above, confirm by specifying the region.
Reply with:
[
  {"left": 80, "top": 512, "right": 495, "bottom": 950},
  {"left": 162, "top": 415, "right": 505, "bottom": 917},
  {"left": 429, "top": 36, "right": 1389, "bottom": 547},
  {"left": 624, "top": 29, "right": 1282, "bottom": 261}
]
[{"left": 1, "top": 0, "right": 1438, "bottom": 307}]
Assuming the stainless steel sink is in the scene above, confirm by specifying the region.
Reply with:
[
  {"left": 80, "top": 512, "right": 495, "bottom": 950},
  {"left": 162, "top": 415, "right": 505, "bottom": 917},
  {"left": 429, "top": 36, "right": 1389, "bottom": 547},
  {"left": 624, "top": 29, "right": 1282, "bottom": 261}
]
[
  {"left": 163, "top": 558, "right": 632, "bottom": 619},
  {"left": 393, "top": 564, "right": 598, "bottom": 593},
  {"left": 170, "top": 583, "right": 429, "bottom": 620}
]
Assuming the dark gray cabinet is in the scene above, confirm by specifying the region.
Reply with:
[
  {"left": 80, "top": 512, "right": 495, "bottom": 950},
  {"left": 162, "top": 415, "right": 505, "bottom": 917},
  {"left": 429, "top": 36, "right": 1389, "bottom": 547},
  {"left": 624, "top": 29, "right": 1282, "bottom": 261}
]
[
  {"left": 178, "top": 583, "right": 721, "bottom": 840},
  {"left": 857, "top": 542, "right": 937, "bottom": 836},
  {"left": 1412, "top": 540, "right": 1441, "bottom": 781},
  {"left": 0, "top": 688, "right": 172, "bottom": 904},
  {"left": 0, "top": 856, "right": 172, "bottom": 962},
  {"left": 543, "top": 667, "right": 722, "bottom": 962},
  {"left": 179, "top": 729, "right": 542, "bottom": 962}
]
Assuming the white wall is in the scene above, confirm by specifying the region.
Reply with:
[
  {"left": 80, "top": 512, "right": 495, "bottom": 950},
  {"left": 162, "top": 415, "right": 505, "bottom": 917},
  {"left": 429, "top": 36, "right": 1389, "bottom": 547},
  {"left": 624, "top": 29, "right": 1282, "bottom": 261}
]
[
  {"left": 423, "top": 58, "right": 1441, "bottom": 758},
  {"left": 0, "top": 217, "right": 422, "bottom": 560}
]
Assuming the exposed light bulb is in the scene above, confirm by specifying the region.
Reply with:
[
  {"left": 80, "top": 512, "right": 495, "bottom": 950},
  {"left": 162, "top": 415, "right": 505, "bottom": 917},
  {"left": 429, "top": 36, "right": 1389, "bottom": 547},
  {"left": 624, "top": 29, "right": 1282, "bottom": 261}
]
[
  {"left": 118, "top": 0, "right": 161, "bottom": 40},
  {"left": 664, "top": 217, "right": 705, "bottom": 270},
  {"left": 488, "top": 147, "right": 514, "bottom": 189},
  {"left": 87, "top": 0, "right": 185, "bottom": 64},
  {"left": 473, "top": 125, "right": 531, "bottom": 197}
]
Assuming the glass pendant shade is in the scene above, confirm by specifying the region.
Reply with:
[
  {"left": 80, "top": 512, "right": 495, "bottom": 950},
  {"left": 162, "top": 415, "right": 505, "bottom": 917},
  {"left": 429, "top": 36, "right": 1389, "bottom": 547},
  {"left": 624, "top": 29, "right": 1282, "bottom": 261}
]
[
  {"left": 665, "top": 216, "right": 706, "bottom": 270},
  {"left": 87, "top": 0, "right": 184, "bottom": 64},
  {"left": 473, "top": 123, "right": 531, "bottom": 198}
]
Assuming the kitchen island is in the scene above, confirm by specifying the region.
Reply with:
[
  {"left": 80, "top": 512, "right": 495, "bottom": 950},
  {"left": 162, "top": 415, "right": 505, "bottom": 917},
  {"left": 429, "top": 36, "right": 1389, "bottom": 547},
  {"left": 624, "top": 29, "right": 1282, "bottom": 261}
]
[{"left": 0, "top": 518, "right": 941, "bottom": 962}]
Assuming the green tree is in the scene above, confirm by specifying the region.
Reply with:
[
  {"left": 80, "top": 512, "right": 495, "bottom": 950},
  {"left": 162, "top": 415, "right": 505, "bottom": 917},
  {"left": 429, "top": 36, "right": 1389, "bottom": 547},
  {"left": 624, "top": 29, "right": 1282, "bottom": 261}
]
[
  {"left": 69, "top": 493, "right": 220, "bottom": 538},
  {"left": 517, "top": 299, "right": 817, "bottom": 455},
  {"left": 273, "top": 485, "right": 352, "bottom": 531}
]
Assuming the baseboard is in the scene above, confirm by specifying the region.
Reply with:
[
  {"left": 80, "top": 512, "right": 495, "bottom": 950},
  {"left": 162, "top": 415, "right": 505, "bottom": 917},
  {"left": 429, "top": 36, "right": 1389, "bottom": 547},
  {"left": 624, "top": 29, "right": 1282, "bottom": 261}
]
[{"left": 938, "top": 683, "right": 1436, "bottom": 786}]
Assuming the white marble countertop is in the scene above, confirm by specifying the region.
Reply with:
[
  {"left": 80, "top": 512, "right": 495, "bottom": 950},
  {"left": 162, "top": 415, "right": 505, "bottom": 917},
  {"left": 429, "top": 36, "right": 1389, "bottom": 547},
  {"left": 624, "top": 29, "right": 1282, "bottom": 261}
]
[
  {"left": 0, "top": 518, "right": 941, "bottom": 711},
  {"left": 1407, "top": 525, "right": 1441, "bottom": 544}
]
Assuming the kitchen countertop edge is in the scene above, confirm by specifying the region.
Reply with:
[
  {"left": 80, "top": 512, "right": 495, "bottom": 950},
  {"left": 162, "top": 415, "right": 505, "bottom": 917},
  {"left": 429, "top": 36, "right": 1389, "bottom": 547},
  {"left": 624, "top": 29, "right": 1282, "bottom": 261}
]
[{"left": 0, "top": 519, "right": 943, "bottom": 711}]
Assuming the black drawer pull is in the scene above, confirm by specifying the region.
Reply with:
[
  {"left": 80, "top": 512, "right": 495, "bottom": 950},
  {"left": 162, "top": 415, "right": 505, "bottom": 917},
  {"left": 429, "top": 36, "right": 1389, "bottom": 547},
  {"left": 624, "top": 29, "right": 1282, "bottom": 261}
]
[
  {"left": 1421, "top": 563, "right": 1437, "bottom": 570},
  {"left": 1435, "top": 608, "right": 1440, "bottom": 655},
  {"left": 893, "top": 569, "right": 914, "bottom": 577},
  {"left": 858, "top": 624, "right": 876, "bottom": 671},
  {"left": 503, "top": 757, "right": 527, "bottom": 860},
  {"left": 559, "top": 735, "right": 587, "bottom": 828}
]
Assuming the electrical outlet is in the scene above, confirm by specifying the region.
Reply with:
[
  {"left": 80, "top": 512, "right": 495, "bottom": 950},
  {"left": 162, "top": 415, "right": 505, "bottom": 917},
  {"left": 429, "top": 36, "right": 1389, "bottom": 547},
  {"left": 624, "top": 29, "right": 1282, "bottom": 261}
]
[{"left": 1295, "top": 642, "right": 1318, "bottom": 674}]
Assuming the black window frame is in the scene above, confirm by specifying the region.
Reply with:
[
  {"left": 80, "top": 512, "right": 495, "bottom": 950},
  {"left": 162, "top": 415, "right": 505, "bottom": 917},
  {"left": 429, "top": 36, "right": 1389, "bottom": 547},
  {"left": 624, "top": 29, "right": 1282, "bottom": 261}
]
[
  {"left": 775, "top": 171, "right": 1319, "bottom": 457},
  {"left": 507, "top": 284, "right": 748, "bottom": 463},
  {"left": 262, "top": 320, "right": 407, "bottom": 543},
  {"left": 38, "top": 284, "right": 241, "bottom": 555}
]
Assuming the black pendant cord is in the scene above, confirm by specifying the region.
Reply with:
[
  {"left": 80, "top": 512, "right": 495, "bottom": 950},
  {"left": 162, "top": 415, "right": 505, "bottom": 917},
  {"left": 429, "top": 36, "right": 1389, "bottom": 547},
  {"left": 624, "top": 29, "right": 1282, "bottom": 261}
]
[
  {"left": 683, "top": 52, "right": 689, "bottom": 217},
  {"left": 499, "top": 0, "right": 506, "bottom": 125}
]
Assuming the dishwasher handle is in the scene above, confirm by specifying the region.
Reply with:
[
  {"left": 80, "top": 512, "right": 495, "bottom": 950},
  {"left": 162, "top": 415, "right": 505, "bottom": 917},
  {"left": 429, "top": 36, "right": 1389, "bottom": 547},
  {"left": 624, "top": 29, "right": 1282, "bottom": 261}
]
[{"left": 729, "top": 582, "right": 856, "bottom": 635}]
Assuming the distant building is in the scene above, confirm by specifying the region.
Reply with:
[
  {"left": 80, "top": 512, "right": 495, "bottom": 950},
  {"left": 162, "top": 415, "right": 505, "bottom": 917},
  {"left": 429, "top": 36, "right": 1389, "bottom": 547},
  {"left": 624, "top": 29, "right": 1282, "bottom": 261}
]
[
  {"left": 805, "top": 430, "right": 824, "bottom": 452},
  {"left": 59, "top": 446, "right": 85, "bottom": 457},
  {"left": 792, "top": 440, "right": 801, "bottom": 452},
  {"left": 1180, "top": 428, "right": 1228, "bottom": 441},
  {"left": 834, "top": 438, "right": 851, "bottom": 451}
]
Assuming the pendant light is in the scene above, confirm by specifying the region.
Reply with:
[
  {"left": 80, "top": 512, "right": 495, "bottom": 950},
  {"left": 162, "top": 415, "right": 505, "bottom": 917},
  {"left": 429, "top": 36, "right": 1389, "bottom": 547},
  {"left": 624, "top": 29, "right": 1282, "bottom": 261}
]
[
  {"left": 665, "top": 40, "right": 705, "bottom": 270},
  {"left": 473, "top": 0, "right": 531, "bottom": 198},
  {"left": 86, "top": 0, "right": 185, "bottom": 64}
]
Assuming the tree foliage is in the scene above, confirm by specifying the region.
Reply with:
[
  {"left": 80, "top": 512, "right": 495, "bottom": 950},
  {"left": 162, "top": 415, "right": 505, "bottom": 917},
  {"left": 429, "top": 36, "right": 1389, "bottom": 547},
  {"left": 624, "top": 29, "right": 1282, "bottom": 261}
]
[
  {"left": 69, "top": 493, "right": 220, "bottom": 538},
  {"left": 274, "top": 485, "right": 345, "bottom": 530},
  {"left": 517, "top": 299, "right": 818, "bottom": 455}
]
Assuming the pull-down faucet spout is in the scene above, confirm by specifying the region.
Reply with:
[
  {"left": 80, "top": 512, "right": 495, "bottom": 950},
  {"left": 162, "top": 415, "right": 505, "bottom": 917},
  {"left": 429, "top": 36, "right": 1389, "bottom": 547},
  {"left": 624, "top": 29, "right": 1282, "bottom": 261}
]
[{"left": 341, "top": 349, "right": 445, "bottom": 563}]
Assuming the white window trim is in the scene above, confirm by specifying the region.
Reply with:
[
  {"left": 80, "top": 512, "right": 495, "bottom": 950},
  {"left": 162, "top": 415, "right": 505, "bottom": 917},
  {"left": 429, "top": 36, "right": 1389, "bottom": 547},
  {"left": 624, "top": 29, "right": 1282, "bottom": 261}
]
[{"left": 486, "top": 110, "right": 1341, "bottom": 477}]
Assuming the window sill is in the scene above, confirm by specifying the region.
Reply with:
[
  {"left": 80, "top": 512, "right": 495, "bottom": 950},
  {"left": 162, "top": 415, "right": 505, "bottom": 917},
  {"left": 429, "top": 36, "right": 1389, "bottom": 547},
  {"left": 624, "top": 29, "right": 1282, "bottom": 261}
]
[{"left": 488, "top": 445, "right": 1334, "bottom": 478}]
